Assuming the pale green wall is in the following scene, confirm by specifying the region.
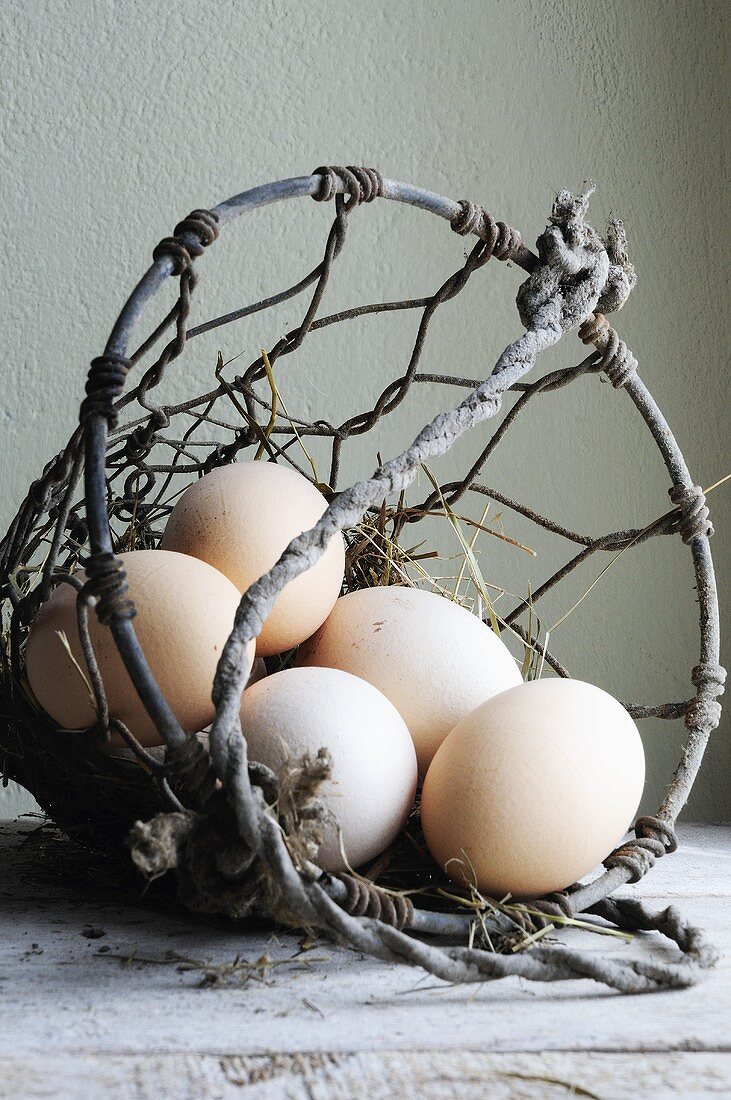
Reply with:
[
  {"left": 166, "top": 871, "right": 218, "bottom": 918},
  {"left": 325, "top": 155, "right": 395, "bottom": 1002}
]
[{"left": 0, "top": 0, "right": 728, "bottom": 821}]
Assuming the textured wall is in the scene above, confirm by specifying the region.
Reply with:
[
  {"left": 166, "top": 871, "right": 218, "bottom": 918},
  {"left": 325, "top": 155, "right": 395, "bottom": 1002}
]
[{"left": 0, "top": 0, "right": 728, "bottom": 821}]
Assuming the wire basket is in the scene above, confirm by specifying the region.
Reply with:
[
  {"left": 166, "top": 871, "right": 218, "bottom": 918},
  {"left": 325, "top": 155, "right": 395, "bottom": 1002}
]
[{"left": 0, "top": 166, "right": 724, "bottom": 993}]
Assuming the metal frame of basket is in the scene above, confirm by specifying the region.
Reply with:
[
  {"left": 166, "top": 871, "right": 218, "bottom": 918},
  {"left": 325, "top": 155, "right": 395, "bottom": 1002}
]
[{"left": 0, "top": 166, "right": 725, "bottom": 993}]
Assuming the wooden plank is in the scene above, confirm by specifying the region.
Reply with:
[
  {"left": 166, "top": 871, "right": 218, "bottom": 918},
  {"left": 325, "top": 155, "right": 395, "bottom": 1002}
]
[
  {"left": 0, "top": 1051, "right": 730, "bottom": 1100},
  {"left": 618, "top": 825, "right": 731, "bottom": 899},
  {"left": 0, "top": 821, "right": 728, "bottom": 1069}
]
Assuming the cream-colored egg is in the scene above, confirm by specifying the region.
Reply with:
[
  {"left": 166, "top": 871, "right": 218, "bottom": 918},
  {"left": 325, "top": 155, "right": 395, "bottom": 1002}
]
[
  {"left": 26, "top": 549, "right": 249, "bottom": 747},
  {"left": 296, "top": 586, "right": 522, "bottom": 774},
  {"left": 421, "top": 679, "right": 646, "bottom": 898},
  {"left": 241, "top": 666, "right": 418, "bottom": 872},
  {"left": 160, "top": 461, "right": 345, "bottom": 657}
]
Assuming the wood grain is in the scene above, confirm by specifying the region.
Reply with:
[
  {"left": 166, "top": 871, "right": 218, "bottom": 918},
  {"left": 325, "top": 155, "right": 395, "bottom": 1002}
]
[
  {"left": 1, "top": 1051, "right": 731, "bottom": 1099},
  {"left": 0, "top": 821, "right": 729, "bottom": 1098}
]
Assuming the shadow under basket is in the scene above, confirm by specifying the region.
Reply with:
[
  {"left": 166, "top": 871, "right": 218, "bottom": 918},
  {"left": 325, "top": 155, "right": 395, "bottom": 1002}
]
[{"left": 0, "top": 166, "right": 725, "bottom": 994}]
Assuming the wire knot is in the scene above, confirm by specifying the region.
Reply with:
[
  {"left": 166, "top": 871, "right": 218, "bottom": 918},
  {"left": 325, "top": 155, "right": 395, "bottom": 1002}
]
[
  {"left": 635, "top": 815, "right": 679, "bottom": 853},
  {"left": 668, "top": 483, "right": 714, "bottom": 544},
  {"left": 523, "top": 891, "right": 575, "bottom": 929},
  {"left": 516, "top": 187, "right": 612, "bottom": 334},
  {"left": 174, "top": 208, "right": 220, "bottom": 247},
  {"left": 685, "top": 662, "right": 726, "bottom": 731},
  {"left": 311, "top": 166, "right": 384, "bottom": 206},
  {"left": 604, "top": 816, "right": 677, "bottom": 883},
  {"left": 450, "top": 200, "right": 522, "bottom": 260},
  {"left": 579, "top": 312, "right": 638, "bottom": 388},
  {"left": 80, "top": 354, "right": 131, "bottom": 429},
  {"left": 123, "top": 408, "right": 171, "bottom": 461},
  {"left": 164, "top": 735, "right": 218, "bottom": 811},
  {"left": 334, "top": 873, "right": 414, "bottom": 930},
  {"left": 152, "top": 208, "right": 220, "bottom": 275},
  {"left": 83, "top": 552, "right": 136, "bottom": 625}
]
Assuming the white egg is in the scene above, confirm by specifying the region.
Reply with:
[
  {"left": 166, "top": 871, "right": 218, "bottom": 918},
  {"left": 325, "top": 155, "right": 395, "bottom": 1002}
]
[
  {"left": 421, "top": 678, "right": 646, "bottom": 898},
  {"left": 296, "top": 586, "right": 522, "bottom": 773},
  {"left": 241, "top": 666, "right": 418, "bottom": 871}
]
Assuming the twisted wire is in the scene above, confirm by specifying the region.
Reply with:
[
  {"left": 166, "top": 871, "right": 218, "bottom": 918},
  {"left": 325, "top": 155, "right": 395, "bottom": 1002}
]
[
  {"left": 152, "top": 208, "right": 220, "bottom": 273},
  {"left": 507, "top": 890, "right": 575, "bottom": 933},
  {"left": 82, "top": 551, "right": 136, "bottom": 625},
  {"left": 312, "top": 165, "right": 384, "bottom": 206},
  {"left": 685, "top": 661, "right": 726, "bottom": 731},
  {"left": 333, "top": 873, "right": 414, "bottom": 930},
  {"left": 227, "top": 196, "right": 355, "bottom": 473},
  {"left": 450, "top": 200, "right": 523, "bottom": 260},
  {"left": 531, "top": 890, "right": 575, "bottom": 923},
  {"left": 164, "top": 735, "right": 218, "bottom": 812},
  {"left": 578, "top": 311, "right": 638, "bottom": 388},
  {"left": 321, "top": 234, "right": 502, "bottom": 486},
  {"left": 80, "top": 354, "right": 131, "bottom": 429},
  {"left": 590, "top": 896, "right": 718, "bottom": 968},
  {"left": 669, "top": 483, "right": 714, "bottom": 543},
  {"left": 603, "top": 815, "right": 678, "bottom": 883},
  {"left": 173, "top": 208, "right": 220, "bottom": 248},
  {"left": 123, "top": 209, "right": 220, "bottom": 460}
]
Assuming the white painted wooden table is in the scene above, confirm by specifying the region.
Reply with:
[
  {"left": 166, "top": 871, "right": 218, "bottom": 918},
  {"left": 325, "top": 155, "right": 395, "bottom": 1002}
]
[{"left": 0, "top": 820, "right": 729, "bottom": 1099}]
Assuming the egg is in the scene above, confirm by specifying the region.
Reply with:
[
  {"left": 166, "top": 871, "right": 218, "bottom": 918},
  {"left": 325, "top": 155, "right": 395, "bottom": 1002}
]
[
  {"left": 241, "top": 666, "right": 418, "bottom": 871},
  {"left": 296, "top": 586, "right": 522, "bottom": 774},
  {"left": 421, "top": 678, "right": 646, "bottom": 898},
  {"left": 160, "top": 461, "right": 345, "bottom": 656},
  {"left": 25, "top": 549, "right": 249, "bottom": 747}
]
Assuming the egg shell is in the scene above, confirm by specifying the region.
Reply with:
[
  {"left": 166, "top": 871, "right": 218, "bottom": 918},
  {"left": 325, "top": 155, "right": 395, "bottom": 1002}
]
[
  {"left": 25, "top": 549, "right": 249, "bottom": 747},
  {"left": 296, "top": 586, "right": 522, "bottom": 774},
  {"left": 241, "top": 665, "right": 418, "bottom": 872},
  {"left": 160, "top": 461, "right": 345, "bottom": 656},
  {"left": 421, "top": 678, "right": 646, "bottom": 898}
]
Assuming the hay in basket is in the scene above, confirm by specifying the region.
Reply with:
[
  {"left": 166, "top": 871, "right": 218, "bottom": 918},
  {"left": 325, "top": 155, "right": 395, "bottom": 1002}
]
[{"left": 0, "top": 166, "right": 725, "bottom": 994}]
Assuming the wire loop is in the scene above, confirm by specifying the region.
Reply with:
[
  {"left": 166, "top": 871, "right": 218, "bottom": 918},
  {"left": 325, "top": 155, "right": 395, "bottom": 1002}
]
[
  {"left": 669, "top": 483, "right": 714, "bottom": 543},
  {"left": 334, "top": 873, "right": 414, "bottom": 930},
  {"left": 450, "top": 199, "right": 523, "bottom": 259},
  {"left": 312, "top": 165, "right": 384, "bottom": 206},
  {"left": 83, "top": 551, "right": 136, "bottom": 625},
  {"left": 80, "top": 354, "right": 131, "bottom": 428},
  {"left": 579, "top": 312, "right": 638, "bottom": 388},
  {"left": 152, "top": 208, "right": 220, "bottom": 274}
]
